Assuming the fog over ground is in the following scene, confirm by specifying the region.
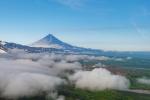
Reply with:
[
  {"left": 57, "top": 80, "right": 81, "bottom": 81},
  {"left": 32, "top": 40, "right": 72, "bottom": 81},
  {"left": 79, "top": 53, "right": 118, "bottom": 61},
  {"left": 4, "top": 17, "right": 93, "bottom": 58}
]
[
  {"left": 0, "top": 49, "right": 130, "bottom": 99},
  {"left": 137, "top": 77, "right": 150, "bottom": 85}
]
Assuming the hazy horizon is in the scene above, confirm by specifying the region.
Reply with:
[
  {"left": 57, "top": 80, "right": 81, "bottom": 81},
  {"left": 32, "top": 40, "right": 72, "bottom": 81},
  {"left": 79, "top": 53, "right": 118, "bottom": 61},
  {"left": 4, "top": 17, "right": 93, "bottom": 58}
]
[{"left": 0, "top": 0, "right": 150, "bottom": 51}]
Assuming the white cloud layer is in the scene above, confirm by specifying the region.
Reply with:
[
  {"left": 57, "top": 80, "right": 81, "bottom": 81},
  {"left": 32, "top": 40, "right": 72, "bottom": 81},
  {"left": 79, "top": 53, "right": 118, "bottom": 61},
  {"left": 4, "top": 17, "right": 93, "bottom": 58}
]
[
  {"left": 0, "top": 49, "right": 82, "bottom": 99},
  {"left": 137, "top": 77, "right": 150, "bottom": 85},
  {"left": 0, "top": 49, "right": 130, "bottom": 99},
  {"left": 70, "top": 68, "right": 130, "bottom": 91}
]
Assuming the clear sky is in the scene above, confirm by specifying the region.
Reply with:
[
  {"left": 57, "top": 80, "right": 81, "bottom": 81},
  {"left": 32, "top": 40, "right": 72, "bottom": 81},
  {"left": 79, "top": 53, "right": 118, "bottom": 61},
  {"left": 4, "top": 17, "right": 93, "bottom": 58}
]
[{"left": 0, "top": 0, "right": 150, "bottom": 51}]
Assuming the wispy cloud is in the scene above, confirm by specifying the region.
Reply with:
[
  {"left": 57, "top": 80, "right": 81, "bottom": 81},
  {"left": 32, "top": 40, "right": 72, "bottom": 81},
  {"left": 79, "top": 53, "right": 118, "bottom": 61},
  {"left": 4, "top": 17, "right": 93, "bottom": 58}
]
[
  {"left": 50, "top": 0, "right": 88, "bottom": 9},
  {"left": 141, "top": 7, "right": 150, "bottom": 16},
  {"left": 132, "top": 22, "right": 148, "bottom": 39}
]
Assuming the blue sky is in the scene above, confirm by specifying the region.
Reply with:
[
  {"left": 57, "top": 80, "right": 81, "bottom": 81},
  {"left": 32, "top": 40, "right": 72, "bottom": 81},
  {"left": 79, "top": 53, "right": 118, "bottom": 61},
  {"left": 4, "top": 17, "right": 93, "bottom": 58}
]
[{"left": 0, "top": 0, "right": 150, "bottom": 51}]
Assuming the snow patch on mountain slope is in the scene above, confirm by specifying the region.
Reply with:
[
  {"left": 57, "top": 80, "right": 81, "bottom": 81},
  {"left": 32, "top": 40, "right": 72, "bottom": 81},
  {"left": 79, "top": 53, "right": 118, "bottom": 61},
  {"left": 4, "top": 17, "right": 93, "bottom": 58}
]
[
  {"left": 0, "top": 49, "right": 6, "bottom": 53},
  {"left": 30, "top": 34, "right": 64, "bottom": 49},
  {"left": 31, "top": 43, "right": 63, "bottom": 49}
]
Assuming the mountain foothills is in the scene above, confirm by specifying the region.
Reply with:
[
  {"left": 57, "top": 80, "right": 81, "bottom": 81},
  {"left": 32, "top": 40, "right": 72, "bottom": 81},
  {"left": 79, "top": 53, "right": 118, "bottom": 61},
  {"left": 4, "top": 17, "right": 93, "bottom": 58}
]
[
  {"left": 0, "top": 41, "right": 7, "bottom": 53},
  {"left": 1, "top": 34, "right": 101, "bottom": 55},
  {"left": 0, "top": 48, "right": 6, "bottom": 53},
  {"left": 0, "top": 34, "right": 150, "bottom": 58}
]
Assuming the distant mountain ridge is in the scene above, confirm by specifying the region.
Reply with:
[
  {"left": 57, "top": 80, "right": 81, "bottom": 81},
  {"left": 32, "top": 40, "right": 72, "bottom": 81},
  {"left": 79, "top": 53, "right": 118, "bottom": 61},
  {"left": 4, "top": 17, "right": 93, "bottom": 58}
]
[
  {"left": 2, "top": 34, "right": 102, "bottom": 55},
  {"left": 0, "top": 41, "right": 7, "bottom": 53},
  {"left": 1, "top": 34, "right": 150, "bottom": 58}
]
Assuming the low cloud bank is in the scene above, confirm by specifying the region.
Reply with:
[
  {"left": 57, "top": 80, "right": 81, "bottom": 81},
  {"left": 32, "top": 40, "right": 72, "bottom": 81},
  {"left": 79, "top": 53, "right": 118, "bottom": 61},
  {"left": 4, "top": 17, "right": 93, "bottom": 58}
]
[
  {"left": 47, "top": 92, "right": 65, "bottom": 100},
  {"left": 1, "top": 73, "right": 63, "bottom": 98},
  {"left": 0, "top": 49, "right": 130, "bottom": 99},
  {"left": 70, "top": 68, "right": 130, "bottom": 91},
  {"left": 0, "top": 49, "right": 81, "bottom": 99},
  {"left": 65, "top": 55, "right": 110, "bottom": 62},
  {"left": 93, "top": 62, "right": 106, "bottom": 68},
  {"left": 137, "top": 77, "right": 150, "bottom": 85}
]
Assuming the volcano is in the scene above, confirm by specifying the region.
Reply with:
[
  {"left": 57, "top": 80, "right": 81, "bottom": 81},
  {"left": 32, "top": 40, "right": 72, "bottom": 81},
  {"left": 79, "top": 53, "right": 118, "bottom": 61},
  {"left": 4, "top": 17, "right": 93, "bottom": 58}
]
[
  {"left": 2, "top": 34, "right": 102, "bottom": 55},
  {"left": 31, "top": 34, "right": 74, "bottom": 49}
]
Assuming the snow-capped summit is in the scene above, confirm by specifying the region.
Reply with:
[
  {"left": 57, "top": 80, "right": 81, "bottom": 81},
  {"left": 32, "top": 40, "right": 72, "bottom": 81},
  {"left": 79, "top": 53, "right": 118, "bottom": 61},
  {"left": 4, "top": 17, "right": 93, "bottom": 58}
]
[
  {"left": 31, "top": 34, "right": 74, "bottom": 49},
  {"left": 2, "top": 34, "right": 102, "bottom": 55},
  {"left": 1, "top": 34, "right": 150, "bottom": 58}
]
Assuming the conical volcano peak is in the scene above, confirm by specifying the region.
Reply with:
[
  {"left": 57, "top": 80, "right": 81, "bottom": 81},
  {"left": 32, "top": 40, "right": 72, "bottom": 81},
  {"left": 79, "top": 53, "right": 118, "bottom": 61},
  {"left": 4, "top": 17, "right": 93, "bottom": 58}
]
[
  {"left": 43, "top": 34, "right": 55, "bottom": 39},
  {"left": 40, "top": 34, "right": 63, "bottom": 44},
  {"left": 31, "top": 34, "right": 72, "bottom": 49},
  {"left": 41, "top": 34, "right": 56, "bottom": 41},
  {"left": 46, "top": 33, "right": 53, "bottom": 37},
  {"left": 3, "top": 34, "right": 102, "bottom": 55}
]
